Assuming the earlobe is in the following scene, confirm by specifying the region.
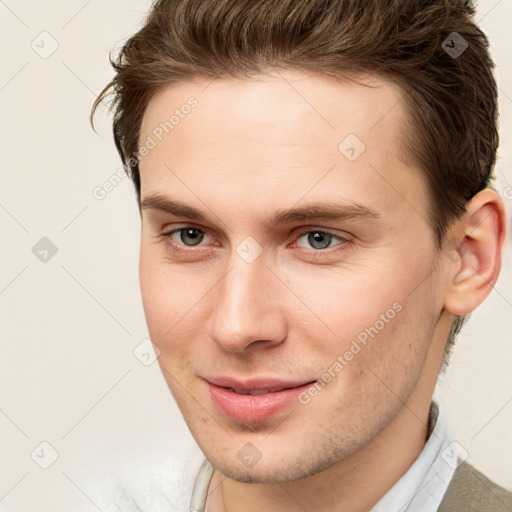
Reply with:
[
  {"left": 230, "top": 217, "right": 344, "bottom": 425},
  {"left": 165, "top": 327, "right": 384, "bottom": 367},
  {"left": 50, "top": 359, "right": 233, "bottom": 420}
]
[{"left": 443, "top": 189, "right": 507, "bottom": 316}]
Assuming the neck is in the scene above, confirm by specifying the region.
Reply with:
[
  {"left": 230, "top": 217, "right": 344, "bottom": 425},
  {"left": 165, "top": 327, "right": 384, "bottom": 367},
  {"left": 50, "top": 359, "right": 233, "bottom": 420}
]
[{"left": 206, "top": 310, "right": 452, "bottom": 512}]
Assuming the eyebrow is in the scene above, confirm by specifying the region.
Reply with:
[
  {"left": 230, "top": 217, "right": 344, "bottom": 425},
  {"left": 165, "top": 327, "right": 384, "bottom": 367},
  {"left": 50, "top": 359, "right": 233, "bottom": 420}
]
[{"left": 140, "top": 193, "right": 381, "bottom": 228}]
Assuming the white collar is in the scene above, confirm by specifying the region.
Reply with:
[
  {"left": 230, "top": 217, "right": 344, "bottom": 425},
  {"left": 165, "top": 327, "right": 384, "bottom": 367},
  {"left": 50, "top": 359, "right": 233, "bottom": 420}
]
[{"left": 370, "top": 401, "right": 460, "bottom": 512}]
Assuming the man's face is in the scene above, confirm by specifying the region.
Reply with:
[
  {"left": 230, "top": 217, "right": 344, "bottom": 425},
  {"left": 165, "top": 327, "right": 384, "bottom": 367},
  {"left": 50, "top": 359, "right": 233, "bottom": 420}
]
[{"left": 138, "top": 70, "right": 446, "bottom": 483}]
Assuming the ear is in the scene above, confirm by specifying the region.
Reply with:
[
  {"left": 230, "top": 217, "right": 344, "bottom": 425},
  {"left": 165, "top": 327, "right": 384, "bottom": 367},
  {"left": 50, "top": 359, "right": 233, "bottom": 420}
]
[{"left": 443, "top": 188, "right": 508, "bottom": 316}]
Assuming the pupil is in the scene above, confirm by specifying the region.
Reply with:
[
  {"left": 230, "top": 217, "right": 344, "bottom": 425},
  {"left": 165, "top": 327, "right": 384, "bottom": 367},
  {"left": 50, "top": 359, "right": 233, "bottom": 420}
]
[
  {"left": 309, "top": 232, "right": 331, "bottom": 250},
  {"left": 182, "top": 229, "right": 203, "bottom": 246}
]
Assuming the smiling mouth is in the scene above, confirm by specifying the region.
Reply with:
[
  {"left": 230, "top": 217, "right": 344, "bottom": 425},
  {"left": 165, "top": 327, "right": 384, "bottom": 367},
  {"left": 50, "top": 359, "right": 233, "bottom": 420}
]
[
  {"left": 206, "top": 379, "right": 318, "bottom": 423},
  {"left": 224, "top": 385, "right": 312, "bottom": 395}
]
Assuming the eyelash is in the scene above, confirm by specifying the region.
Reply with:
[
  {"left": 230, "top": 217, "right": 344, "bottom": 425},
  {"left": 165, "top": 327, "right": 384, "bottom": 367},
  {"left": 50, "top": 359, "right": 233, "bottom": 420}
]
[{"left": 159, "top": 226, "right": 353, "bottom": 257}]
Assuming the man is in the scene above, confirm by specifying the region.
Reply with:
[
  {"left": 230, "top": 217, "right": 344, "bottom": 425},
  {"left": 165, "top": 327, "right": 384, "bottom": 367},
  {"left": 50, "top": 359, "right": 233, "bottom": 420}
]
[{"left": 90, "top": 0, "right": 511, "bottom": 510}]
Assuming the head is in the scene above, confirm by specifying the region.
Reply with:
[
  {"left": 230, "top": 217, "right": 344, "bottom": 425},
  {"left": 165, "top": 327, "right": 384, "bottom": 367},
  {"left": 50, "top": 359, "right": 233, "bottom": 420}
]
[{"left": 91, "top": 0, "right": 507, "bottom": 484}]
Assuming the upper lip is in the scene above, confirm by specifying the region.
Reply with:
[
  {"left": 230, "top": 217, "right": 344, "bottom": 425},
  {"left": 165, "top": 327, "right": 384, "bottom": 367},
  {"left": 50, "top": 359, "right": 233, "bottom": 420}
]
[{"left": 204, "top": 376, "right": 317, "bottom": 393}]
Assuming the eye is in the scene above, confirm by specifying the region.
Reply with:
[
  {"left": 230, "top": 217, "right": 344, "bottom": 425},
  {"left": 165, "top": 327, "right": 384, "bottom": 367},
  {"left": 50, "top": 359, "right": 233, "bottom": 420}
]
[
  {"left": 163, "top": 227, "right": 210, "bottom": 248},
  {"left": 294, "top": 229, "right": 351, "bottom": 252}
]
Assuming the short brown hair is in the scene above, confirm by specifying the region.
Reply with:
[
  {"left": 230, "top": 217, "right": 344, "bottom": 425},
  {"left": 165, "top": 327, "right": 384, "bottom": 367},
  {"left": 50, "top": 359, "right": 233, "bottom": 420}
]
[{"left": 90, "top": 0, "right": 498, "bottom": 361}]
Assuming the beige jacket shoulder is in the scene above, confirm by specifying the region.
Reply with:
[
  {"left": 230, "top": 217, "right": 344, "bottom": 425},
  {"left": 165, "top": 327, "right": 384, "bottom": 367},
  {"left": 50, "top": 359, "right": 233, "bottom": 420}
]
[{"left": 438, "top": 461, "right": 512, "bottom": 511}]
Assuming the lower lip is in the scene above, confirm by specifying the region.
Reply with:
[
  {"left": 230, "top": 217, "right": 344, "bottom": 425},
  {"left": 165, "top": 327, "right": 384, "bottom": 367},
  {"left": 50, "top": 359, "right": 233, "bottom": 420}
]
[{"left": 207, "top": 381, "right": 316, "bottom": 423}]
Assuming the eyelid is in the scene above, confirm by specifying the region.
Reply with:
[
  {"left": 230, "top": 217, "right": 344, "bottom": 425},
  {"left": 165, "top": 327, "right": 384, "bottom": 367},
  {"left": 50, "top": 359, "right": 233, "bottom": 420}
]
[{"left": 293, "top": 225, "right": 352, "bottom": 241}]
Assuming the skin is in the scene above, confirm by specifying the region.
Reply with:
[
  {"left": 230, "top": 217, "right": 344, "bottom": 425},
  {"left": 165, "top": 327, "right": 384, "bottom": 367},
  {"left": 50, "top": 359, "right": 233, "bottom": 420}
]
[{"left": 137, "top": 70, "right": 506, "bottom": 511}]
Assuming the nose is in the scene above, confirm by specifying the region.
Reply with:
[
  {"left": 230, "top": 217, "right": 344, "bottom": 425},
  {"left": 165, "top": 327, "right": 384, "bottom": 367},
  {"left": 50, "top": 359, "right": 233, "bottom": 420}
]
[{"left": 208, "top": 254, "right": 288, "bottom": 353}]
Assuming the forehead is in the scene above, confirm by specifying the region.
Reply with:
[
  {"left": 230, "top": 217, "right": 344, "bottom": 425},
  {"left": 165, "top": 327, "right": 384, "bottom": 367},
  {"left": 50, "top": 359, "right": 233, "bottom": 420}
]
[
  {"left": 140, "top": 70, "right": 407, "bottom": 150},
  {"left": 138, "top": 69, "right": 429, "bottom": 231}
]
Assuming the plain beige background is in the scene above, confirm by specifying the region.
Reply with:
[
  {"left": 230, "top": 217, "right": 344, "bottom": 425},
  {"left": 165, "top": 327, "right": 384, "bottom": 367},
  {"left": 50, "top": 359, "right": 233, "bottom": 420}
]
[{"left": 0, "top": 1, "right": 511, "bottom": 510}]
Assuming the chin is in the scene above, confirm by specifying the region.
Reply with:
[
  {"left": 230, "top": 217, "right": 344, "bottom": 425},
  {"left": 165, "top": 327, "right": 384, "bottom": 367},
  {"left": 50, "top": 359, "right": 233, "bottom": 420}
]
[{"left": 200, "top": 439, "right": 351, "bottom": 485}]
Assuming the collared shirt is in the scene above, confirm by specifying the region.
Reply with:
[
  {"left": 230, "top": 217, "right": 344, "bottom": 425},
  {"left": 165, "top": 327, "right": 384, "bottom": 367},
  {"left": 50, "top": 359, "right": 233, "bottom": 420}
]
[
  {"left": 189, "top": 401, "right": 466, "bottom": 512},
  {"left": 371, "top": 401, "right": 464, "bottom": 511}
]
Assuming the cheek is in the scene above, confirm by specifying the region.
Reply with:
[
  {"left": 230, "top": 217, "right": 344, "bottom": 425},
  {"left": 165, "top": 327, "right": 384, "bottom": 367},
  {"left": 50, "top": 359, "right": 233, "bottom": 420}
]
[
  {"left": 139, "top": 252, "right": 185, "bottom": 341},
  {"left": 139, "top": 252, "right": 213, "bottom": 362},
  {"left": 139, "top": 260, "right": 167, "bottom": 335},
  {"left": 323, "top": 297, "right": 434, "bottom": 431},
  {"left": 287, "top": 266, "right": 405, "bottom": 347},
  {"left": 301, "top": 261, "right": 435, "bottom": 385},
  {"left": 355, "top": 279, "right": 437, "bottom": 389}
]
